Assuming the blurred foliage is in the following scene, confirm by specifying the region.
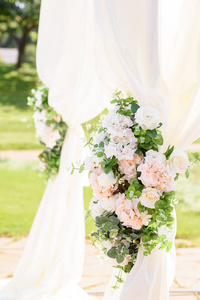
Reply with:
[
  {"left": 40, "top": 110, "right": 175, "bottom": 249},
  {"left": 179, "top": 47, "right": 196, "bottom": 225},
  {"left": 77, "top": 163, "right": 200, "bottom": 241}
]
[
  {"left": 23, "top": 44, "right": 36, "bottom": 65},
  {"left": 0, "top": 0, "right": 40, "bottom": 68},
  {"left": 0, "top": 61, "right": 42, "bottom": 150}
]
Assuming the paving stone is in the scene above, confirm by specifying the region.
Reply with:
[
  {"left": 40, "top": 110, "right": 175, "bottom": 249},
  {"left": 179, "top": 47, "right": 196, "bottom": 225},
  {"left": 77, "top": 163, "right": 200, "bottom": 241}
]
[{"left": 0, "top": 238, "right": 199, "bottom": 299}]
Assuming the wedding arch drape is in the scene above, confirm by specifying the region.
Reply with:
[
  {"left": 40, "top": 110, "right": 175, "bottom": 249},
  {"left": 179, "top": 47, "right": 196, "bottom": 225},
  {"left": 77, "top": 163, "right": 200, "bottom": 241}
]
[
  {"left": 1, "top": 1, "right": 200, "bottom": 300},
  {"left": 0, "top": 1, "right": 107, "bottom": 299},
  {"left": 93, "top": 1, "right": 200, "bottom": 299}
]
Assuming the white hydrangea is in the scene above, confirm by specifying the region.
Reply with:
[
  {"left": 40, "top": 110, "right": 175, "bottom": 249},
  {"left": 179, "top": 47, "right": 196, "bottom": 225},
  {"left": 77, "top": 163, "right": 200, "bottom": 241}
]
[
  {"left": 135, "top": 106, "right": 161, "bottom": 130},
  {"left": 93, "top": 130, "right": 108, "bottom": 146},
  {"left": 102, "top": 109, "right": 133, "bottom": 137},
  {"left": 105, "top": 141, "right": 137, "bottom": 161}
]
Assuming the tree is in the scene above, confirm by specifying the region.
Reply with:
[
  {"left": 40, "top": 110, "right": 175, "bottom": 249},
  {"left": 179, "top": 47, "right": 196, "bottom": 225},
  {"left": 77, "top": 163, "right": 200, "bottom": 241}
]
[{"left": 0, "top": 0, "right": 40, "bottom": 68}]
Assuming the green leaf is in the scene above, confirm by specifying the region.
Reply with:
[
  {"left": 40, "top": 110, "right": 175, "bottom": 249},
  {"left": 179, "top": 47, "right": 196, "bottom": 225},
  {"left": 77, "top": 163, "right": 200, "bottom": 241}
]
[
  {"left": 99, "top": 141, "right": 104, "bottom": 148},
  {"left": 154, "top": 134, "right": 164, "bottom": 145},
  {"left": 79, "top": 164, "right": 85, "bottom": 173},
  {"left": 158, "top": 235, "right": 167, "bottom": 242},
  {"left": 104, "top": 166, "right": 112, "bottom": 174},
  {"left": 109, "top": 216, "right": 120, "bottom": 225},
  {"left": 46, "top": 110, "right": 57, "bottom": 118},
  {"left": 115, "top": 275, "right": 124, "bottom": 283},
  {"left": 107, "top": 247, "right": 118, "bottom": 259},
  {"left": 96, "top": 152, "right": 104, "bottom": 157},
  {"left": 103, "top": 222, "right": 114, "bottom": 231},
  {"left": 159, "top": 242, "right": 166, "bottom": 250},
  {"left": 185, "top": 168, "right": 189, "bottom": 179},
  {"left": 131, "top": 102, "right": 140, "bottom": 114},
  {"left": 164, "top": 145, "right": 174, "bottom": 160},
  {"left": 192, "top": 152, "right": 200, "bottom": 160},
  {"left": 146, "top": 129, "right": 157, "bottom": 139},
  {"left": 116, "top": 254, "right": 124, "bottom": 264}
]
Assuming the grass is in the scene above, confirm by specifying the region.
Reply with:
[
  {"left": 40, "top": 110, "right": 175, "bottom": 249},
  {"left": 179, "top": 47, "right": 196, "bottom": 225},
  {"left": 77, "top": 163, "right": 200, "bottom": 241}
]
[
  {"left": 0, "top": 160, "right": 45, "bottom": 239},
  {"left": 0, "top": 62, "right": 42, "bottom": 150},
  {"left": 175, "top": 155, "right": 200, "bottom": 246},
  {"left": 0, "top": 158, "right": 200, "bottom": 246},
  {"left": 0, "top": 159, "right": 95, "bottom": 239}
]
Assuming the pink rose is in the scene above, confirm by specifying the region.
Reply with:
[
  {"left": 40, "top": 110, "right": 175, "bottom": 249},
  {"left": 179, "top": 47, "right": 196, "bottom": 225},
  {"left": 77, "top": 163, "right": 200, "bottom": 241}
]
[{"left": 115, "top": 194, "right": 150, "bottom": 230}]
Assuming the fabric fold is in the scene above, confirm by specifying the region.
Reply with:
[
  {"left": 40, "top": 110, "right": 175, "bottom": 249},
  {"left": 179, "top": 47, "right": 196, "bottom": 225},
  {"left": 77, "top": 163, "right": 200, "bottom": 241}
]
[{"left": 0, "top": 126, "right": 96, "bottom": 299}]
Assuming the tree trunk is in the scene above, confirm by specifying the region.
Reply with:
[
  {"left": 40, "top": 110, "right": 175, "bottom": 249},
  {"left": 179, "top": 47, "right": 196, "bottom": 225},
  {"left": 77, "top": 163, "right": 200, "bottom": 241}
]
[{"left": 16, "top": 29, "right": 29, "bottom": 69}]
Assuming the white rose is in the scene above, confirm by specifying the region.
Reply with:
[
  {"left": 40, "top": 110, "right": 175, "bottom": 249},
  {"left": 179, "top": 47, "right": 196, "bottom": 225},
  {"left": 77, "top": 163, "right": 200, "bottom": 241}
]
[
  {"left": 167, "top": 149, "right": 189, "bottom": 174},
  {"left": 145, "top": 150, "right": 166, "bottom": 163},
  {"left": 97, "top": 171, "right": 117, "bottom": 188},
  {"left": 139, "top": 187, "right": 161, "bottom": 209},
  {"left": 102, "top": 196, "right": 118, "bottom": 212},
  {"left": 89, "top": 198, "right": 105, "bottom": 218},
  {"left": 135, "top": 106, "right": 161, "bottom": 130},
  {"left": 84, "top": 156, "right": 102, "bottom": 171}
]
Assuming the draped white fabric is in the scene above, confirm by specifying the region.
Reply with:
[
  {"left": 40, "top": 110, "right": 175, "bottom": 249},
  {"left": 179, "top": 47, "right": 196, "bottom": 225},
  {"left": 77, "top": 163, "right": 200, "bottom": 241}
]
[
  {"left": 0, "top": 1, "right": 105, "bottom": 299},
  {"left": 1, "top": 1, "right": 200, "bottom": 300},
  {"left": 93, "top": 1, "right": 200, "bottom": 300}
]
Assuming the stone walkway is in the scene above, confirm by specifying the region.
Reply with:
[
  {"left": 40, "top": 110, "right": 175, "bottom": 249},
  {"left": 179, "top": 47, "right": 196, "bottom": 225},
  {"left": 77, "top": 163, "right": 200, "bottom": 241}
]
[
  {"left": 0, "top": 150, "right": 41, "bottom": 162},
  {"left": 0, "top": 238, "right": 199, "bottom": 299}
]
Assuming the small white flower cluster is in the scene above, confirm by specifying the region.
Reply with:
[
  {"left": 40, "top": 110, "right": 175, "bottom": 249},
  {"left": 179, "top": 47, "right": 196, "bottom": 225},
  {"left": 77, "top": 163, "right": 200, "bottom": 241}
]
[{"left": 101, "top": 109, "right": 137, "bottom": 160}]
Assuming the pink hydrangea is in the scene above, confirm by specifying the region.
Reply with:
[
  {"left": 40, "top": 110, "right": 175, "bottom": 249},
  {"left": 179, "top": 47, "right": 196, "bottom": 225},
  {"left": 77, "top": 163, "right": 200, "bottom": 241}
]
[
  {"left": 89, "top": 172, "right": 118, "bottom": 200},
  {"left": 118, "top": 154, "right": 144, "bottom": 182},
  {"left": 138, "top": 159, "right": 176, "bottom": 192},
  {"left": 115, "top": 194, "right": 150, "bottom": 230}
]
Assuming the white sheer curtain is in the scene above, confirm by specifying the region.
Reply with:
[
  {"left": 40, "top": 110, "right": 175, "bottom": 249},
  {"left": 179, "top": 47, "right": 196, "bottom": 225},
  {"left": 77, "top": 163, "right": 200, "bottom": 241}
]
[
  {"left": 0, "top": 1, "right": 106, "bottom": 299},
  {"left": 92, "top": 1, "right": 200, "bottom": 300}
]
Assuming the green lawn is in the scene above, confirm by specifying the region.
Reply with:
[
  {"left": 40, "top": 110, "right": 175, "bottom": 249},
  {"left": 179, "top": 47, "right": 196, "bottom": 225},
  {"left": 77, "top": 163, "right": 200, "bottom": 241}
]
[
  {"left": 0, "top": 159, "right": 95, "bottom": 239},
  {"left": 0, "top": 62, "right": 42, "bottom": 150},
  {"left": 0, "top": 158, "right": 199, "bottom": 245}
]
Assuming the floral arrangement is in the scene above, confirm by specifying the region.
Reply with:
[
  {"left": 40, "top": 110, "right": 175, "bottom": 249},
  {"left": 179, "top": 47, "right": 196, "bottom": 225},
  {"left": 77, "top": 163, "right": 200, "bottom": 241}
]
[
  {"left": 28, "top": 86, "right": 67, "bottom": 178},
  {"left": 73, "top": 91, "right": 193, "bottom": 289}
]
